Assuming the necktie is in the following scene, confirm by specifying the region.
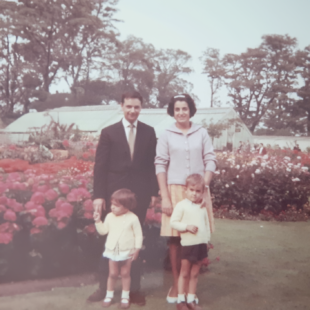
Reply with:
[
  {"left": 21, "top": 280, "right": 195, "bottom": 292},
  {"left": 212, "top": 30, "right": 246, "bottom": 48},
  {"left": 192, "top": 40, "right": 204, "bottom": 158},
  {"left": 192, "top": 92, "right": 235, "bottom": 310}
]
[{"left": 128, "top": 124, "right": 135, "bottom": 160}]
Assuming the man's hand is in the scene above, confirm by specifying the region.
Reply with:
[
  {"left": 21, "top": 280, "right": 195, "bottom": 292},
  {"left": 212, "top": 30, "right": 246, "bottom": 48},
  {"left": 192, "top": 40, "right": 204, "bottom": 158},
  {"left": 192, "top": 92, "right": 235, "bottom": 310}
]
[
  {"left": 161, "top": 197, "right": 173, "bottom": 216},
  {"left": 93, "top": 211, "right": 101, "bottom": 223},
  {"left": 186, "top": 225, "right": 198, "bottom": 234},
  {"left": 93, "top": 199, "right": 105, "bottom": 218},
  {"left": 129, "top": 249, "right": 140, "bottom": 261},
  {"left": 150, "top": 196, "right": 157, "bottom": 208}
]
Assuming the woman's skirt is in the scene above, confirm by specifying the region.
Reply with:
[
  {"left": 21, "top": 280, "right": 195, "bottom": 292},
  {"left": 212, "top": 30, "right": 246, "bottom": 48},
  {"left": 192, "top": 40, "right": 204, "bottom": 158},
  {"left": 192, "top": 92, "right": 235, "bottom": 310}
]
[{"left": 160, "top": 185, "right": 215, "bottom": 237}]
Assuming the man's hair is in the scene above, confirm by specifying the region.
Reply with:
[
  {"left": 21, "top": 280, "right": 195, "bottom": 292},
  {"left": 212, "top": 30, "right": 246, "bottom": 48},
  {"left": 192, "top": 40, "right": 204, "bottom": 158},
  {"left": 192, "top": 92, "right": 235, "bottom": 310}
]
[
  {"left": 167, "top": 93, "right": 197, "bottom": 117},
  {"left": 110, "top": 188, "right": 136, "bottom": 210},
  {"left": 185, "top": 174, "right": 205, "bottom": 191},
  {"left": 121, "top": 91, "right": 143, "bottom": 105}
]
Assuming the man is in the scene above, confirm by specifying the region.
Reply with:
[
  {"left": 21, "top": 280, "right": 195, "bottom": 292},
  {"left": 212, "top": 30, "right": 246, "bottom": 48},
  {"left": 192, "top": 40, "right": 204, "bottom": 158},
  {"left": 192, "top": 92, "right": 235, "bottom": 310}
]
[{"left": 88, "top": 91, "right": 158, "bottom": 305}]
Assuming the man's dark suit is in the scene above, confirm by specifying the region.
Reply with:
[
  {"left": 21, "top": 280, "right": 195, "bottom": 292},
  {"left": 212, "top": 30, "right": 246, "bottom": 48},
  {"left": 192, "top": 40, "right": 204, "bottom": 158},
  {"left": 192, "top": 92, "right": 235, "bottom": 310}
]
[{"left": 93, "top": 119, "right": 158, "bottom": 292}]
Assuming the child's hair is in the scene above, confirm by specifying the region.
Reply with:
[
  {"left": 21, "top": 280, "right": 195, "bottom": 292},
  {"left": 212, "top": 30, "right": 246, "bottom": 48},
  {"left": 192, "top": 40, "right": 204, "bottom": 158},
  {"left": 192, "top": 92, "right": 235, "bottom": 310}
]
[
  {"left": 185, "top": 174, "right": 205, "bottom": 191},
  {"left": 110, "top": 188, "right": 136, "bottom": 210}
]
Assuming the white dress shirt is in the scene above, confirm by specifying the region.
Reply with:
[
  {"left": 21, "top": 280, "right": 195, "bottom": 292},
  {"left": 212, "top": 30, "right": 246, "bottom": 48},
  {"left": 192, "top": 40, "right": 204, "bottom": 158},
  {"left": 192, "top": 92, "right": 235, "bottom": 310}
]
[{"left": 122, "top": 118, "right": 138, "bottom": 142}]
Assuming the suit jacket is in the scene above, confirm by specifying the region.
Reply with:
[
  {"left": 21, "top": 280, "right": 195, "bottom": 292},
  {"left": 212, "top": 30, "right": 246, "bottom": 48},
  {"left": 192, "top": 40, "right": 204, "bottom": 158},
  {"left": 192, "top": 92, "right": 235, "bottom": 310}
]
[{"left": 93, "top": 120, "right": 158, "bottom": 216}]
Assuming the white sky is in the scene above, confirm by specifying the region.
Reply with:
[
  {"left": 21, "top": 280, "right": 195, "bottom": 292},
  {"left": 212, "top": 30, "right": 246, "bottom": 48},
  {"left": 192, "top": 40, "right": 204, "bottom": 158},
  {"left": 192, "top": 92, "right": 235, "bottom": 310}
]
[{"left": 53, "top": 0, "right": 310, "bottom": 107}]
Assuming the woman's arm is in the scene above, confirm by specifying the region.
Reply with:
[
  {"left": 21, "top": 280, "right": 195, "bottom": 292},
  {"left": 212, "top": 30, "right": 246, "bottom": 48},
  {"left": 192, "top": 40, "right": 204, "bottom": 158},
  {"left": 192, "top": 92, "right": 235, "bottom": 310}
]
[
  {"left": 155, "top": 132, "right": 173, "bottom": 216},
  {"left": 157, "top": 172, "right": 173, "bottom": 216}
]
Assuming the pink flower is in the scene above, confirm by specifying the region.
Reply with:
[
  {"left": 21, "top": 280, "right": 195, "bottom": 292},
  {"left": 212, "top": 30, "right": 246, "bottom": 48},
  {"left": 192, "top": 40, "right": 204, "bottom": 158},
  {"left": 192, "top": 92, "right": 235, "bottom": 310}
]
[
  {"left": 83, "top": 224, "right": 96, "bottom": 235},
  {"left": 31, "top": 192, "right": 45, "bottom": 204},
  {"left": 32, "top": 216, "right": 48, "bottom": 227},
  {"left": 62, "top": 140, "right": 70, "bottom": 148},
  {"left": 56, "top": 210, "right": 71, "bottom": 221},
  {"left": 7, "top": 172, "right": 21, "bottom": 181},
  {"left": 67, "top": 188, "right": 90, "bottom": 202},
  {"left": 0, "top": 232, "right": 13, "bottom": 244},
  {"left": 25, "top": 201, "right": 37, "bottom": 210},
  {"left": 34, "top": 205, "right": 46, "bottom": 217},
  {"left": 6, "top": 199, "right": 23, "bottom": 212},
  {"left": 59, "top": 202, "right": 73, "bottom": 217},
  {"left": 4, "top": 210, "right": 17, "bottom": 222},
  {"left": 49, "top": 208, "right": 57, "bottom": 218},
  {"left": 30, "top": 228, "right": 42, "bottom": 235},
  {"left": 83, "top": 199, "right": 93, "bottom": 212},
  {"left": 36, "top": 184, "right": 50, "bottom": 193},
  {"left": 83, "top": 212, "right": 93, "bottom": 219},
  {"left": 55, "top": 198, "right": 67, "bottom": 210},
  {"left": 45, "top": 189, "right": 58, "bottom": 201},
  {"left": 0, "top": 205, "right": 6, "bottom": 213},
  {"left": 145, "top": 208, "right": 155, "bottom": 224},
  {"left": 0, "top": 196, "right": 7, "bottom": 205},
  {"left": 57, "top": 221, "right": 68, "bottom": 229},
  {"left": 59, "top": 183, "right": 70, "bottom": 194},
  {"left": 0, "top": 182, "right": 8, "bottom": 194}
]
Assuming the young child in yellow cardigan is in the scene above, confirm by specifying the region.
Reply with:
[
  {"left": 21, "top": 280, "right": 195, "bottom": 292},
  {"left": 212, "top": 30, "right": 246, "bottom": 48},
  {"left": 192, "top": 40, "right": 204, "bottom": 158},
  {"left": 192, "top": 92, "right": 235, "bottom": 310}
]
[
  {"left": 93, "top": 189, "right": 143, "bottom": 309},
  {"left": 170, "top": 174, "right": 212, "bottom": 310}
]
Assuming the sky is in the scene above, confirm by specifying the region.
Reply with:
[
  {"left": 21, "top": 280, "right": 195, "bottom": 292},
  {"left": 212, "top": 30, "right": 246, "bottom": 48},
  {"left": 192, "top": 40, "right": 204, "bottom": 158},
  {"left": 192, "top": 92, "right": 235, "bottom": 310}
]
[{"left": 53, "top": 0, "right": 310, "bottom": 107}]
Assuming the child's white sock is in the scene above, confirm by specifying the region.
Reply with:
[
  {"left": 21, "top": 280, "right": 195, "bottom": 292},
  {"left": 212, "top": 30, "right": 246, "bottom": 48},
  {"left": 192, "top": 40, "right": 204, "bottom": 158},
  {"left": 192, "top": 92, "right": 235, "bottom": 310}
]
[
  {"left": 177, "top": 294, "right": 186, "bottom": 303},
  {"left": 187, "top": 294, "right": 196, "bottom": 303},
  {"left": 121, "top": 290, "right": 130, "bottom": 301},
  {"left": 105, "top": 290, "right": 114, "bottom": 299}
]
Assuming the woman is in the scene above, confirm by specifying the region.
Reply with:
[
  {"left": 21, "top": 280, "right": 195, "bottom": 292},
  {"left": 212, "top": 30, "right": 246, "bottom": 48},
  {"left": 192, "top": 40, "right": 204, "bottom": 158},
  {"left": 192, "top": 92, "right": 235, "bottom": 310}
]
[{"left": 155, "top": 94, "right": 217, "bottom": 303}]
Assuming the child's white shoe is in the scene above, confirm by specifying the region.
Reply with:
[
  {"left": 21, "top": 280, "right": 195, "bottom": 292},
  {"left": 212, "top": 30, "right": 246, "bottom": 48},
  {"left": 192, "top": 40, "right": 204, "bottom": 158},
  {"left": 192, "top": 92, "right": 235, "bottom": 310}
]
[{"left": 166, "top": 287, "right": 178, "bottom": 303}]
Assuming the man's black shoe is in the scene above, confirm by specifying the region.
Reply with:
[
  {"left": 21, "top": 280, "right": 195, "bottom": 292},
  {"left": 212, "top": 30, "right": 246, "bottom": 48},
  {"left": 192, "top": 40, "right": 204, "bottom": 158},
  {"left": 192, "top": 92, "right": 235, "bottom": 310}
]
[
  {"left": 130, "top": 291, "right": 146, "bottom": 306},
  {"left": 87, "top": 288, "right": 105, "bottom": 302}
]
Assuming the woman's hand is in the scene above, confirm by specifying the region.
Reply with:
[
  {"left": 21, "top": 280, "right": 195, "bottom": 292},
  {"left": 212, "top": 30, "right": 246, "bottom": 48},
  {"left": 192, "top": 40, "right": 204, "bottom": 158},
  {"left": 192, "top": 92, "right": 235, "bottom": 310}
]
[{"left": 161, "top": 197, "right": 173, "bottom": 216}]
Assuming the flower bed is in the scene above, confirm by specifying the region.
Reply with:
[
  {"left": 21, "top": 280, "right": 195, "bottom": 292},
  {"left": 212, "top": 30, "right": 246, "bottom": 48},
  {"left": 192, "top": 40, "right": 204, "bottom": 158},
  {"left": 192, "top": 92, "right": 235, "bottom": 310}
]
[
  {"left": 1, "top": 146, "right": 310, "bottom": 282},
  {"left": 211, "top": 150, "right": 310, "bottom": 221}
]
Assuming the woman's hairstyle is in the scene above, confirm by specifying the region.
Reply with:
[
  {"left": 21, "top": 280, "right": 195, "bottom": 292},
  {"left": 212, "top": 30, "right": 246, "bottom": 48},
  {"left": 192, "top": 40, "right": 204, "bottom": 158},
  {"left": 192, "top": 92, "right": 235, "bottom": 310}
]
[
  {"left": 110, "top": 189, "right": 136, "bottom": 210},
  {"left": 167, "top": 93, "right": 197, "bottom": 117},
  {"left": 185, "top": 174, "right": 205, "bottom": 191},
  {"left": 121, "top": 91, "right": 143, "bottom": 105}
]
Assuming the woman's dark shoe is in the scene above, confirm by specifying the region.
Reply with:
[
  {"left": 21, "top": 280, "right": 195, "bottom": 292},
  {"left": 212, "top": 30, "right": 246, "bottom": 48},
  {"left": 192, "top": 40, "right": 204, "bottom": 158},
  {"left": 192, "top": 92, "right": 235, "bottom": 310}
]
[
  {"left": 87, "top": 288, "right": 106, "bottom": 302},
  {"left": 176, "top": 302, "right": 189, "bottom": 310},
  {"left": 187, "top": 301, "right": 202, "bottom": 310},
  {"left": 129, "top": 291, "right": 146, "bottom": 306}
]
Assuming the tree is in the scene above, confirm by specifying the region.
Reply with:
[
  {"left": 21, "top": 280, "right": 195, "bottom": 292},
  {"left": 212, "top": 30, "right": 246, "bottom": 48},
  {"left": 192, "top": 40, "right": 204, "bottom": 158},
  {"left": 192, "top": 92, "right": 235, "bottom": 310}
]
[
  {"left": 12, "top": 0, "right": 118, "bottom": 93},
  {"left": 206, "top": 35, "right": 298, "bottom": 133},
  {"left": 296, "top": 46, "right": 310, "bottom": 136},
  {"left": 200, "top": 48, "right": 224, "bottom": 107},
  {"left": 154, "top": 48, "right": 194, "bottom": 107}
]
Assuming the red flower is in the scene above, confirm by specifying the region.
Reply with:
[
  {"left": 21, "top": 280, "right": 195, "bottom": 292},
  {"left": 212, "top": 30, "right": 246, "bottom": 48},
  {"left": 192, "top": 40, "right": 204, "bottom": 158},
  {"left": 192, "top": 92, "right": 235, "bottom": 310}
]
[
  {"left": 83, "top": 199, "right": 93, "bottom": 212},
  {"left": 31, "top": 192, "right": 45, "bottom": 204},
  {"left": 7, "top": 172, "right": 21, "bottom": 181},
  {"left": 67, "top": 188, "right": 90, "bottom": 202},
  {"left": 0, "top": 232, "right": 13, "bottom": 244},
  {"left": 89, "top": 148, "right": 96, "bottom": 156},
  {"left": 32, "top": 216, "right": 48, "bottom": 227},
  {"left": 9, "top": 144, "right": 16, "bottom": 150},
  {"left": 30, "top": 227, "right": 42, "bottom": 235},
  {"left": 62, "top": 140, "right": 70, "bottom": 148},
  {"left": 83, "top": 212, "right": 93, "bottom": 219},
  {"left": 0, "top": 222, "right": 20, "bottom": 233},
  {"left": 45, "top": 189, "right": 58, "bottom": 201},
  {"left": 4, "top": 210, "right": 17, "bottom": 222},
  {"left": 59, "top": 183, "right": 70, "bottom": 194},
  {"left": 82, "top": 152, "right": 90, "bottom": 159}
]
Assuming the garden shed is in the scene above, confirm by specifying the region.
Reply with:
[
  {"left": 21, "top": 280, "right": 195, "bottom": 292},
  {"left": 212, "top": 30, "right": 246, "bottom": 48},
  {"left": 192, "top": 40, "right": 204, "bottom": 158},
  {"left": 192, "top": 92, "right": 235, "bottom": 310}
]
[{"left": 0, "top": 105, "right": 252, "bottom": 150}]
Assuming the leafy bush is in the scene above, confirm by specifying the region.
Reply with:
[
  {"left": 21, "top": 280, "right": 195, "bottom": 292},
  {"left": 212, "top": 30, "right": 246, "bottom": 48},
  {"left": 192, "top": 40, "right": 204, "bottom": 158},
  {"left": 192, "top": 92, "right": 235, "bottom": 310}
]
[{"left": 211, "top": 151, "right": 310, "bottom": 218}]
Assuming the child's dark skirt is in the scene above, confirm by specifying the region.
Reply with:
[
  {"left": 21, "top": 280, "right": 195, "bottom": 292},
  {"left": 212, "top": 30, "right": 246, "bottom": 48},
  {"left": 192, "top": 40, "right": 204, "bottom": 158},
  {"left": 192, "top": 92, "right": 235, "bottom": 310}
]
[{"left": 181, "top": 243, "right": 208, "bottom": 264}]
